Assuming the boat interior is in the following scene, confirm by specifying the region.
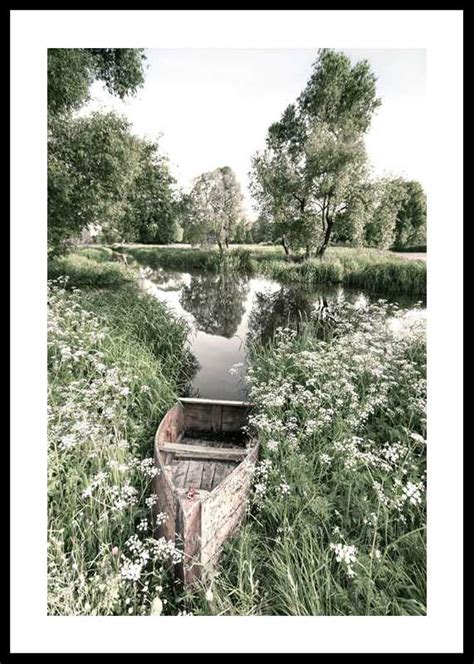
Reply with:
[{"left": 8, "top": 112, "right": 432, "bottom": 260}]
[{"left": 158, "top": 398, "right": 253, "bottom": 494}]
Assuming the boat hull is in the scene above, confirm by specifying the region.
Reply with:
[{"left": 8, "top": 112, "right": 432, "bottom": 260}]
[{"left": 153, "top": 398, "right": 258, "bottom": 586}]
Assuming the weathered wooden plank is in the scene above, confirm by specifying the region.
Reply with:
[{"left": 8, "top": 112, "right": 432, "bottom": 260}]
[
  {"left": 176, "top": 495, "right": 202, "bottom": 585},
  {"left": 210, "top": 461, "right": 237, "bottom": 491},
  {"left": 180, "top": 397, "right": 252, "bottom": 407},
  {"left": 200, "top": 462, "right": 216, "bottom": 492},
  {"left": 155, "top": 404, "right": 184, "bottom": 446},
  {"left": 200, "top": 442, "right": 260, "bottom": 574},
  {"left": 162, "top": 443, "right": 248, "bottom": 461},
  {"left": 152, "top": 456, "right": 178, "bottom": 542},
  {"left": 184, "top": 460, "right": 205, "bottom": 489},
  {"left": 171, "top": 459, "right": 190, "bottom": 489},
  {"left": 182, "top": 399, "right": 251, "bottom": 433},
  {"left": 182, "top": 435, "right": 246, "bottom": 450}
]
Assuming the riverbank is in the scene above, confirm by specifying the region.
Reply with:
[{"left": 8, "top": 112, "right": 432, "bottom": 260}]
[
  {"left": 48, "top": 259, "right": 195, "bottom": 615},
  {"left": 189, "top": 299, "right": 426, "bottom": 616},
  {"left": 105, "top": 244, "right": 426, "bottom": 298},
  {"left": 48, "top": 251, "right": 426, "bottom": 616}
]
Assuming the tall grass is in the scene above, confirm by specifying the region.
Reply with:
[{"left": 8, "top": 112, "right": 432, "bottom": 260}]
[
  {"left": 260, "top": 252, "right": 426, "bottom": 297},
  {"left": 97, "top": 244, "right": 426, "bottom": 297},
  {"left": 48, "top": 253, "right": 133, "bottom": 288},
  {"left": 187, "top": 300, "right": 426, "bottom": 616},
  {"left": 48, "top": 266, "right": 194, "bottom": 615}
]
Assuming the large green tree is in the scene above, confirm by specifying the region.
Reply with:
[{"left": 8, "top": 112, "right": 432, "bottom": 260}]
[
  {"left": 119, "top": 139, "right": 180, "bottom": 244},
  {"left": 48, "top": 48, "right": 147, "bottom": 254},
  {"left": 250, "top": 49, "right": 381, "bottom": 258},
  {"left": 393, "top": 180, "right": 427, "bottom": 248},
  {"left": 183, "top": 167, "right": 244, "bottom": 251},
  {"left": 48, "top": 112, "right": 143, "bottom": 253}
]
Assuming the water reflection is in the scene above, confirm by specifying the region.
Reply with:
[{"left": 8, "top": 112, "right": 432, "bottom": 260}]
[
  {"left": 180, "top": 272, "right": 249, "bottom": 338},
  {"left": 248, "top": 285, "right": 317, "bottom": 345},
  {"left": 137, "top": 265, "right": 424, "bottom": 401}
]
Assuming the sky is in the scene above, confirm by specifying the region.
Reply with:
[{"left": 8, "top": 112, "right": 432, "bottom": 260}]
[{"left": 82, "top": 48, "right": 427, "bottom": 219}]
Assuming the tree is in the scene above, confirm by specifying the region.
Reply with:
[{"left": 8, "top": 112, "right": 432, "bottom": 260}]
[
  {"left": 48, "top": 112, "right": 142, "bottom": 254},
  {"left": 249, "top": 213, "right": 274, "bottom": 244},
  {"left": 250, "top": 49, "right": 380, "bottom": 258},
  {"left": 365, "top": 178, "right": 408, "bottom": 249},
  {"left": 48, "top": 48, "right": 147, "bottom": 254},
  {"left": 48, "top": 48, "right": 146, "bottom": 116},
  {"left": 393, "top": 180, "right": 427, "bottom": 248},
  {"left": 184, "top": 167, "right": 244, "bottom": 251},
  {"left": 119, "top": 139, "right": 179, "bottom": 244},
  {"left": 333, "top": 181, "right": 377, "bottom": 246}
]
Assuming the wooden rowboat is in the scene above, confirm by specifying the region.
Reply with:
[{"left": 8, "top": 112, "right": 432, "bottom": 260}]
[{"left": 152, "top": 397, "right": 259, "bottom": 586}]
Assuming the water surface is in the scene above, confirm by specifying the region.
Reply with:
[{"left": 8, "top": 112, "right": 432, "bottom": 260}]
[{"left": 138, "top": 265, "right": 424, "bottom": 400}]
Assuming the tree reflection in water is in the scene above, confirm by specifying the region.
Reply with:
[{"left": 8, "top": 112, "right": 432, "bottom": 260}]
[
  {"left": 248, "top": 285, "right": 317, "bottom": 345},
  {"left": 180, "top": 271, "right": 249, "bottom": 338}
]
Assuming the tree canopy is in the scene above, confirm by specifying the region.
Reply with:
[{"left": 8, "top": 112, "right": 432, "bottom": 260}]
[
  {"left": 393, "top": 180, "right": 427, "bottom": 249},
  {"left": 48, "top": 48, "right": 146, "bottom": 116},
  {"left": 250, "top": 49, "right": 381, "bottom": 257},
  {"left": 183, "top": 167, "right": 245, "bottom": 250},
  {"left": 48, "top": 48, "right": 181, "bottom": 254}
]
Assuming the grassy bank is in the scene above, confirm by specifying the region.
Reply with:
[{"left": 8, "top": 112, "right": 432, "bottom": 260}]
[
  {"left": 114, "top": 244, "right": 256, "bottom": 274},
  {"left": 48, "top": 258, "right": 195, "bottom": 615},
  {"left": 261, "top": 250, "right": 426, "bottom": 297},
  {"left": 102, "top": 244, "right": 426, "bottom": 298},
  {"left": 188, "top": 300, "right": 426, "bottom": 615}
]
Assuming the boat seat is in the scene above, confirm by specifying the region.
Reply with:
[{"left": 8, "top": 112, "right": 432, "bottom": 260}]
[{"left": 161, "top": 442, "right": 248, "bottom": 461}]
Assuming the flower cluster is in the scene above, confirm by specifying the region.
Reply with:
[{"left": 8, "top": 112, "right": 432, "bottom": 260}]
[
  {"left": 242, "top": 297, "right": 426, "bottom": 605},
  {"left": 330, "top": 542, "right": 358, "bottom": 578},
  {"left": 47, "top": 280, "right": 181, "bottom": 616}
]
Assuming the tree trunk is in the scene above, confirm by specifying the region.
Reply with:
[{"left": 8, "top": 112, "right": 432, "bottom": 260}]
[
  {"left": 316, "top": 219, "right": 334, "bottom": 259},
  {"left": 225, "top": 236, "right": 229, "bottom": 250},
  {"left": 281, "top": 235, "right": 291, "bottom": 258}
]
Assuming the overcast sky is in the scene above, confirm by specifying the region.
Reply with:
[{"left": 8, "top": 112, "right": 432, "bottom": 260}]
[{"left": 82, "top": 48, "right": 427, "bottom": 219}]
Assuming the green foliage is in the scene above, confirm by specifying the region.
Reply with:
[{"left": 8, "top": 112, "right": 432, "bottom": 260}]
[
  {"left": 298, "top": 49, "right": 382, "bottom": 134},
  {"left": 183, "top": 166, "right": 245, "bottom": 250},
  {"left": 251, "top": 49, "right": 380, "bottom": 257},
  {"left": 393, "top": 181, "right": 427, "bottom": 249},
  {"left": 48, "top": 254, "right": 133, "bottom": 288},
  {"left": 48, "top": 48, "right": 146, "bottom": 116},
  {"left": 48, "top": 275, "right": 192, "bottom": 615},
  {"left": 48, "top": 48, "right": 155, "bottom": 255},
  {"left": 193, "top": 302, "right": 426, "bottom": 615},
  {"left": 118, "top": 140, "right": 179, "bottom": 244},
  {"left": 365, "top": 178, "right": 408, "bottom": 249},
  {"left": 123, "top": 245, "right": 256, "bottom": 274},
  {"left": 76, "top": 246, "right": 115, "bottom": 262},
  {"left": 120, "top": 244, "right": 425, "bottom": 297},
  {"left": 48, "top": 112, "right": 143, "bottom": 255},
  {"left": 261, "top": 249, "right": 425, "bottom": 297},
  {"left": 48, "top": 113, "right": 179, "bottom": 254}
]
